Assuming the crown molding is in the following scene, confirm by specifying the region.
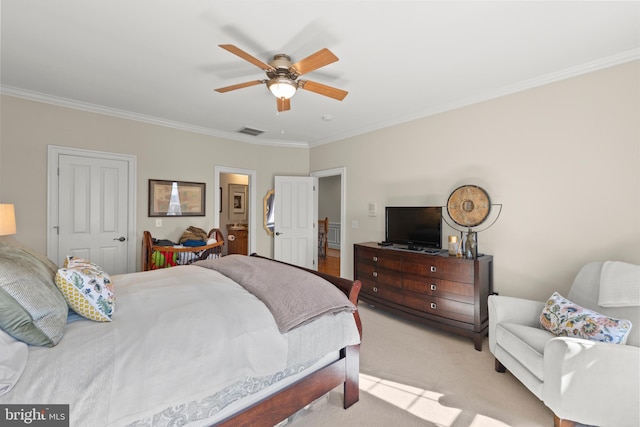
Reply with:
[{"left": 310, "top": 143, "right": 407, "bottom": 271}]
[
  {"left": 0, "top": 86, "right": 309, "bottom": 148},
  {"left": 309, "top": 49, "right": 640, "bottom": 147},
  {"left": 3, "top": 49, "right": 637, "bottom": 149}
]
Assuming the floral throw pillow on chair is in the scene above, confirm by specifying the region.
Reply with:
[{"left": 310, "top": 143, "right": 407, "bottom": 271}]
[{"left": 540, "top": 292, "right": 632, "bottom": 344}]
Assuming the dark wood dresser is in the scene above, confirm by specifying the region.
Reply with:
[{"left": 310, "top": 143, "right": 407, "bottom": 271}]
[{"left": 354, "top": 242, "right": 493, "bottom": 350}]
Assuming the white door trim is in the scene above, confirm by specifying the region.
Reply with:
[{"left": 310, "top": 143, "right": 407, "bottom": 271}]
[
  {"left": 311, "top": 167, "right": 346, "bottom": 277},
  {"left": 214, "top": 165, "right": 257, "bottom": 255},
  {"left": 47, "top": 145, "right": 137, "bottom": 272}
]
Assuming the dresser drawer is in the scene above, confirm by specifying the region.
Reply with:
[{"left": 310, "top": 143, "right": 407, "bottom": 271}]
[
  {"left": 431, "top": 279, "right": 474, "bottom": 304},
  {"left": 403, "top": 275, "right": 474, "bottom": 304},
  {"left": 356, "top": 262, "right": 376, "bottom": 279},
  {"left": 402, "top": 257, "right": 474, "bottom": 283},
  {"left": 356, "top": 247, "right": 402, "bottom": 271},
  {"left": 402, "top": 291, "right": 474, "bottom": 324},
  {"left": 402, "top": 291, "right": 436, "bottom": 312},
  {"left": 355, "top": 246, "right": 378, "bottom": 265},
  {"left": 429, "top": 258, "right": 474, "bottom": 282},
  {"left": 376, "top": 267, "right": 402, "bottom": 288},
  {"left": 356, "top": 263, "right": 402, "bottom": 289},
  {"left": 376, "top": 253, "right": 403, "bottom": 271},
  {"left": 360, "top": 280, "right": 403, "bottom": 305}
]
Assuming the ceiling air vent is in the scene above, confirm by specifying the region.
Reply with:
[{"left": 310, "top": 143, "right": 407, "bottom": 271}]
[{"left": 237, "top": 126, "right": 265, "bottom": 137}]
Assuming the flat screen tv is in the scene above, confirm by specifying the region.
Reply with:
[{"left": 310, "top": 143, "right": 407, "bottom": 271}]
[{"left": 385, "top": 206, "right": 442, "bottom": 249}]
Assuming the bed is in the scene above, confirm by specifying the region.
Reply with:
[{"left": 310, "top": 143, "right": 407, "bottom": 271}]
[{"left": 0, "top": 237, "right": 362, "bottom": 427}]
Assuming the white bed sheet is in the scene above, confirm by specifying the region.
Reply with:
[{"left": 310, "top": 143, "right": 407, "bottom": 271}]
[{"left": 0, "top": 265, "right": 360, "bottom": 427}]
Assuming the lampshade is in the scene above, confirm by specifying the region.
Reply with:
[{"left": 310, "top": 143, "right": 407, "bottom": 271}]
[
  {"left": 0, "top": 204, "right": 16, "bottom": 236},
  {"left": 267, "top": 77, "right": 297, "bottom": 99}
]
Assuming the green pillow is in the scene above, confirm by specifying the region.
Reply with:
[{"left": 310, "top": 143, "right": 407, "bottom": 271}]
[{"left": 0, "top": 242, "right": 68, "bottom": 346}]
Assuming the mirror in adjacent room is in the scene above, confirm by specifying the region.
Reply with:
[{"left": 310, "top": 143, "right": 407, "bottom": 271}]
[{"left": 263, "top": 189, "right": 275, "bottom": 236}]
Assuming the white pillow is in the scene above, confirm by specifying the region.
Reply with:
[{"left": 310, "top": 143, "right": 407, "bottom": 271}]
[{"left": 0, "top": 327, "right": 28, "bottom": 396}]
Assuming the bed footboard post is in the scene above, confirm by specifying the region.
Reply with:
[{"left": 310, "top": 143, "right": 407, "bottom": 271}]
[{"left": 343, "top": 344, "right": 360, "bottom": 408}]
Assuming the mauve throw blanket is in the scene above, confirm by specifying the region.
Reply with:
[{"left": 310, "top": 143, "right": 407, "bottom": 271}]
[{"left": 195, "top": 255, "right": 355, "bottom": 333}]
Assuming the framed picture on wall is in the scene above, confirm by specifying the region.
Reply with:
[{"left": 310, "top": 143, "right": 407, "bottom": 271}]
[
  {"left": 228, "top": 184, "right": 247, "bottom": 219},
  {"left": 149, "top": 179, "right": 205, "bottom": 217}
]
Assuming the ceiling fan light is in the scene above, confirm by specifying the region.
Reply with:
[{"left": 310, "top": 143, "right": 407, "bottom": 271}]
[{"left": 267, "top": 77, "right": 297, "bottom": 99}]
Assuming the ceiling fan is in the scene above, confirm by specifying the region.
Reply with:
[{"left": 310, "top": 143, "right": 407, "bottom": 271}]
[{"left": 214, "top": 44, "right": 348, "bottom": 112}]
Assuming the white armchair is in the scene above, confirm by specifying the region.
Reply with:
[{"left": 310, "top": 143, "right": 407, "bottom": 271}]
[{"left": 489, "top": 262, "right": 639, "bottom": 427}]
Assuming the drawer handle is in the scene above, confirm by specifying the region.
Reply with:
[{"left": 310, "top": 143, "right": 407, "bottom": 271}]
[
  {"left": 373, "top": 256, "right": 378, "bottom": 262},
  {"left": 372, "top": 271, "right": 378, "bottom": 278},
  {"left": 430, "top": 284, "right": 437, "bottom": 291},
  {"left": 373, "top": 286, "right": 378, "bottom": 293},
  {"left": 430, "top": 302, "right": 437, "bottom": 310},
  {"left": 430, "top": 266, "right": 436, "bottom": 273}
]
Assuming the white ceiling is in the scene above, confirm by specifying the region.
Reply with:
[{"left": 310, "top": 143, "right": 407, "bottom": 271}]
[{"left": 2, "top": 1, "right": 638, "bottom": 147}]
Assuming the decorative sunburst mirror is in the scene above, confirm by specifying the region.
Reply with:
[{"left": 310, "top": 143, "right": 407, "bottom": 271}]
[{"left": 444, "top": 185, "right": 501, "bottom": 258}]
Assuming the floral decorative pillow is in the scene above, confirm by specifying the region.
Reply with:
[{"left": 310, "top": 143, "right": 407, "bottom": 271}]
[
  {"left": 540, "top": 292, "right": 632, "bottom": 344},
  {"left": 55, "top": 257, "right": 115, "bottom": 322}
]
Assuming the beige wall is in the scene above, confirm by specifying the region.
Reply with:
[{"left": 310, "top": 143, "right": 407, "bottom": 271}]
[
  {"left": 0, "top": 96, "right": 308, "bottom": 266},
  {"left": 311, "top": 61, "right": 640, "bottom": 300}
]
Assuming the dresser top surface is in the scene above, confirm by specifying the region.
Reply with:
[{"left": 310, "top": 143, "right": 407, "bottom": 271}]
[{"left": 355, "top": 241, "right": 492, "bottom": 260}]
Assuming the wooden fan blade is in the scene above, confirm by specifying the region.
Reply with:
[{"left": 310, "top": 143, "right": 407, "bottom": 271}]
[
  {"left": 300, "top": 80, "right": 348, "bottom": 101},
  {"left": 290, "top": 48, "right": 338, "bottom": 76},
  {"left": 219, "top": 44, "right": 274, "bottom": 71},
  {"left": 214, "top": 80, "right": 264, "bottom": 93},
  {"left": 277, "top": 97, "right": 291, "bottom": 112}
]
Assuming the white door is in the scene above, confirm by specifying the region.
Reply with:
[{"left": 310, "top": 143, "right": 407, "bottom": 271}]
[
  {"left": 273, "top": 176, "right": 317, "bottom": 269},
  {"left": 57, "top": 154, "right": 129, "bottom": 274}
]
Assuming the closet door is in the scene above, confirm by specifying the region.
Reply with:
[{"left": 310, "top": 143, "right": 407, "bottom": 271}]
[{"left": 58, "top": 154, "right": 129, "bottom": 274}]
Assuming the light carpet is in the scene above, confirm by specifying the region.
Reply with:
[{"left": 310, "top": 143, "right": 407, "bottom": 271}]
[{"left": 289, "top": 303, "right": 554, "bottom": 427}]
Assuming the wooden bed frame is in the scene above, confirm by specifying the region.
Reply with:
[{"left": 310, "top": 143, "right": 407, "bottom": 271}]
[
  {"left": 142, "top": 228, "right": 225, "bottom": 271},
  {"left": 215, "top": 254, "right": 363, "bottom": 427}
]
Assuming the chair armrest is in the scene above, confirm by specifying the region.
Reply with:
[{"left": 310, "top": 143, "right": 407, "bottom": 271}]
[
  {"left": 543, "top": 338, "right": 640, "bottom": 427},
  {"left": 489, "top": 295, "right": 545, "bottom": 325},
  {"left": 488, "top": 295, "right": 545, "bottom": 353}
]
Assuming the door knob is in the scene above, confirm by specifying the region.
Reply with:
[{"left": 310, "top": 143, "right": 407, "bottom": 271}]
[
  {"left": 275, "top": 232, "right": 283, "bottom": 236},
  {"left": 114, "top": 237, "right": 126, "bottom": 242}
]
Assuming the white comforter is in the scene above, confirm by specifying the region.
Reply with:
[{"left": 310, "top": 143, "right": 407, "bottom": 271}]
[{"left": 0, "top": 265, "right": 360, "bottom": 426}]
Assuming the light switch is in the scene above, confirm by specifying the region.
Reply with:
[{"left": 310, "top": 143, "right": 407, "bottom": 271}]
[
  {"left": 155, "top": 219, "right": 162, "bottom": 227},
  {"left": 368, "top": 202, "right": 377, "bottom": 217},
  {"left": 352, "top": 220, "right": 359, "bottom": 228}
]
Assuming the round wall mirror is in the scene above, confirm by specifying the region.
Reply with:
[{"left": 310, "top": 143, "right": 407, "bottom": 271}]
[{"left": 263, "top": 189, "right": 275, "bottom": 236}]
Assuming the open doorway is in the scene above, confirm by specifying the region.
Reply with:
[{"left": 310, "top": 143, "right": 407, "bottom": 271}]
[
  {"left": 311, "top": 167, "right": 345, "bottom": 277},
  {"left": 214, "top": 166, "right": 257, "bottom": 256},
  {"left": 220, "top": 173, "right": 248, "bottom": 255}
]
